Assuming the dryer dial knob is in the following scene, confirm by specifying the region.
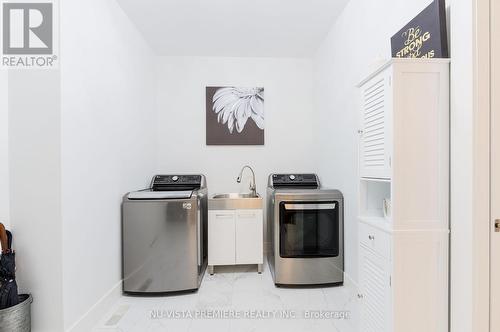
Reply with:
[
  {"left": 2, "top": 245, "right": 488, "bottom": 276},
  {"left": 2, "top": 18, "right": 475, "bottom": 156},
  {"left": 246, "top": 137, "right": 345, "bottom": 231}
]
[
  {"left": 172, "top": 176, "right": 179, "bottom": 182},
  {"left": 289, "top": 175, "right": 296, "bottom": 181}
]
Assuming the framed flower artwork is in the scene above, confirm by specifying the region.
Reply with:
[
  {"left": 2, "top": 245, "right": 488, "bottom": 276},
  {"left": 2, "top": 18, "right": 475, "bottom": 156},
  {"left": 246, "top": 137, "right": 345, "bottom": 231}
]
[{"left": 206, "top": 86, "right": 264, "bottom": 145}]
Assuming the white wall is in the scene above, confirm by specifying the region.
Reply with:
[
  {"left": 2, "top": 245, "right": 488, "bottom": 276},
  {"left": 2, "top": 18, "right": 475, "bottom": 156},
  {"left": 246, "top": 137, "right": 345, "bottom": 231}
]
[
  {"left": 156, "top": 56, "right": 317, "bottom": 202},
  {"left": 313, "top": 0, "right": 437, "bottom": 284},
  {"left": 448, "top": 0, "right": 475, "bottom": 331},
  {"left": 8, "top": 70, "right": 63, "bottom": 331},
  {"left": 0, "top": 71, "right": 9, "bottom": 230},
  {"left": 60, "top": 0, "right": 157, "bottom": 329}
]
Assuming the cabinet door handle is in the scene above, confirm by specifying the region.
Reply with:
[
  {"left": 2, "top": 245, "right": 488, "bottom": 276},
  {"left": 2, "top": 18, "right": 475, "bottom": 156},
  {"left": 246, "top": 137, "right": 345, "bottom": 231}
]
[
  {"left": 238, "top": 214, "right": 256, "bottom": 218},
  {"left": 215, "top": 214, "right": 233, "bottom": 218},
  {"left": 368, "top": 235, "right": 375, "bottom": 240}
]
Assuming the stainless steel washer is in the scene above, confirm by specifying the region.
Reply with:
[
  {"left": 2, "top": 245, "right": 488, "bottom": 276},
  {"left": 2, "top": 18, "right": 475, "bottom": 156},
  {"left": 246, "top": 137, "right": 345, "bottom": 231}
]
[
  {"left": 267, "top": 174, "right": 344, "bottom": 286},
  {"left": 122, "top": 175, "right": 207, "bottom": 294}
]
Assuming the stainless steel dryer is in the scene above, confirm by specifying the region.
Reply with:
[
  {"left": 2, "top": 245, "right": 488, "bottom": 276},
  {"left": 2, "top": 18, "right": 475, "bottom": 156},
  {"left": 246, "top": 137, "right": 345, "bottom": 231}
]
[
  {"left": 267, "top": 174, "right": 343, "bottom": 286},
  {"left": 122, "top": 175, "right": 207, "bottom": 294}
]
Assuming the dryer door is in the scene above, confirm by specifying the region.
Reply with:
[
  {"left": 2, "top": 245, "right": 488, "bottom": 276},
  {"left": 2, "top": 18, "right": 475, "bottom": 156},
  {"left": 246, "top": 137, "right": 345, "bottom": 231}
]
[{"left": 279, "top": 201, "right": 339, "bottom": 258}]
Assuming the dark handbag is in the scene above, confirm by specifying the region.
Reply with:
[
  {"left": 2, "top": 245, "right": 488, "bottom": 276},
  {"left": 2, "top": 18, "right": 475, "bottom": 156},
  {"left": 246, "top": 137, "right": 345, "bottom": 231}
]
[{"left": 0, "top": 223, "right": 19, "bottom": 309}]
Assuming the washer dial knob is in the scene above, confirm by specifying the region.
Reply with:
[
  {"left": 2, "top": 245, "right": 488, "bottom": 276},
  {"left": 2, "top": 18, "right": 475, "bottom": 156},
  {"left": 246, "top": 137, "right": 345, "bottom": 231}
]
[
  {"left": 289, "top": 175, "right": 296, "bottom": 181},
  {"left": 172, "top": 176, "right": 179, "bottom": 182}
]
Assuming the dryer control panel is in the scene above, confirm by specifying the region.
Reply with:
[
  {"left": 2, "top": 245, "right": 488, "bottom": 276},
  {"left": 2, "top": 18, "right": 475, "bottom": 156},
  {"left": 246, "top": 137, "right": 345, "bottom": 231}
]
[{"left": 271, "top": 174, "right": 319, "bottom": 189}]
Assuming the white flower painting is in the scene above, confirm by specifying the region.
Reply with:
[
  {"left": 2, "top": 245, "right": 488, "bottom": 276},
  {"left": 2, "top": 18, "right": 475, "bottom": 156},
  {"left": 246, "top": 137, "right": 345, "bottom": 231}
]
[
  {"left": 212, "top": 87, "right": 264, "bottom": 134},
  {"left": 206, "top": 86, "right": 264, "bottom": 145}
]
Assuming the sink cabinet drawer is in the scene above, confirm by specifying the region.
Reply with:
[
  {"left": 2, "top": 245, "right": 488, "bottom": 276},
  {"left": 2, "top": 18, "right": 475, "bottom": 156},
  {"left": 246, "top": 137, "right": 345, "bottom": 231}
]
[{"left": 359, "top": 221, "right": 391, "bottom": 260}]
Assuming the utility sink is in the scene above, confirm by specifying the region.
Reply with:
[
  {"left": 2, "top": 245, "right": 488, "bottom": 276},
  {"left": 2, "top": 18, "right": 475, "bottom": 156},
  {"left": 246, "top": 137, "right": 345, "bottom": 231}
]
[
  {"left": 212, "top": 193, "right": 259, "bottom": 199},
  {"left": 209, "top": 192, "right": 263, "bottom": 210}
]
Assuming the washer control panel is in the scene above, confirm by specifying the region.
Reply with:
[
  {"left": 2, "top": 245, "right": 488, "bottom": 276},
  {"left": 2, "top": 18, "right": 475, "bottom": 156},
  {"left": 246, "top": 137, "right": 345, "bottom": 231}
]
[{"left": 152, "top": 175, "right": 203, "bottom": 191}]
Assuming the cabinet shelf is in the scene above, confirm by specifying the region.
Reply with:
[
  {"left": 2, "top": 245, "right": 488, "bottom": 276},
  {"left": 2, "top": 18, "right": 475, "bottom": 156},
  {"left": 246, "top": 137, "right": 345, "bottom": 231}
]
[
  {"left": 358, "top": 216, "right": 391, "bottom": 234},
  {"left": 360, "top": 177, "right": 391, "bottom": 183},
  {"left": 359, "top": 180, "right": 391, "bottom": 219}
]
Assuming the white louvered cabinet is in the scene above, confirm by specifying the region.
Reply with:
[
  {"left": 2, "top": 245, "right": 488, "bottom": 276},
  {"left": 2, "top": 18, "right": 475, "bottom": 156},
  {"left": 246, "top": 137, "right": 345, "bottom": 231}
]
[
  {"left": 359, "top": 242, "right": 391, "bottom": 332},
  {"left": 359, "top": 67, "right": 392, "bottom": 179},
  {"left": 357, "top": 59, "right": 450, "bottom": 332}
]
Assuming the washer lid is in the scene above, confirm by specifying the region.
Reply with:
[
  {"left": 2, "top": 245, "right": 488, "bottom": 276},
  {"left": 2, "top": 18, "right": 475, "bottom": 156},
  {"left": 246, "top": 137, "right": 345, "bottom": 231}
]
[{"left": 127, "top": 190, "right": 193, "bottom": 200}]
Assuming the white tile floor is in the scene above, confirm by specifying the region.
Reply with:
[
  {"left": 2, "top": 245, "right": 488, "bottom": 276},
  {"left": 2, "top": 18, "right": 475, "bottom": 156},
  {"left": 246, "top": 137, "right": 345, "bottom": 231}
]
[{"left": 93, "top": 263, "right": 359, "bottom": 332}]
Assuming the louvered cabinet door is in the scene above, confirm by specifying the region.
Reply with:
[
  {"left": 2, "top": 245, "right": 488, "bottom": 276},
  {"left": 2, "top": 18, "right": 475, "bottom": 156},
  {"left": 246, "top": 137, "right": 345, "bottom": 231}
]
[
  {"left": 359, "top": 244, "right": 391, "bottom": 332},
  {"left": 359, "top": 69, "right": 392, "bottom": 179}
]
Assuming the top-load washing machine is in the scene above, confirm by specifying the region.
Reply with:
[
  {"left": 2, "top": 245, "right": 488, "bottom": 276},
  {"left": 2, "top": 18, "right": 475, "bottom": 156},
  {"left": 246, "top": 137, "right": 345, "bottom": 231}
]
[
  {"left": 267, "top": 173, "right": 344, "bottom": 286},
  {"left": 122, "top": 174, "right": 207, "bottom": 294}
]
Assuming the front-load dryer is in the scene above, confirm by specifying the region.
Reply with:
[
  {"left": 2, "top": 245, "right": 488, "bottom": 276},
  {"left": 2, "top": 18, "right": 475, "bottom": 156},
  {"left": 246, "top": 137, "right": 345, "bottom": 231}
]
[{"left": 267, "top": 173, "right": 344, "bottom": 286}]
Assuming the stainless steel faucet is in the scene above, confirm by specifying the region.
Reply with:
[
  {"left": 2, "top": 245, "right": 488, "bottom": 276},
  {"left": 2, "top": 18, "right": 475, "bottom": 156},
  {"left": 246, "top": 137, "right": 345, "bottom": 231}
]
[{"left": 237, "top": 165, "right": 257, "bottom": 197}]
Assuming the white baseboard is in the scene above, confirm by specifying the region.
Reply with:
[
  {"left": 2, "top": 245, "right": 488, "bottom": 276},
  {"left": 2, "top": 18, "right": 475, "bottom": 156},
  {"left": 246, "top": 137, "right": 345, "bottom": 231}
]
[{"left": 66, "top": 280, "right": 122, "bottom": 332}]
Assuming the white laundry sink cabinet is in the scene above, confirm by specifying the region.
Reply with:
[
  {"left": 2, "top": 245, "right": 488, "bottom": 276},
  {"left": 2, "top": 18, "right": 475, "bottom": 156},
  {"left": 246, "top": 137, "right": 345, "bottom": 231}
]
[{"left": 208, "top": 206, "right": 264, "bottom": 274}]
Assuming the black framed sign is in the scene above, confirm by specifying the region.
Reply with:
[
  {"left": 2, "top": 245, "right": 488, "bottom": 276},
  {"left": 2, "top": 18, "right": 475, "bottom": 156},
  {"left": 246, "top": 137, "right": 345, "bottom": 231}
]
[{"left": 391, "top": 0, "right": 448, "bottom": 58}]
